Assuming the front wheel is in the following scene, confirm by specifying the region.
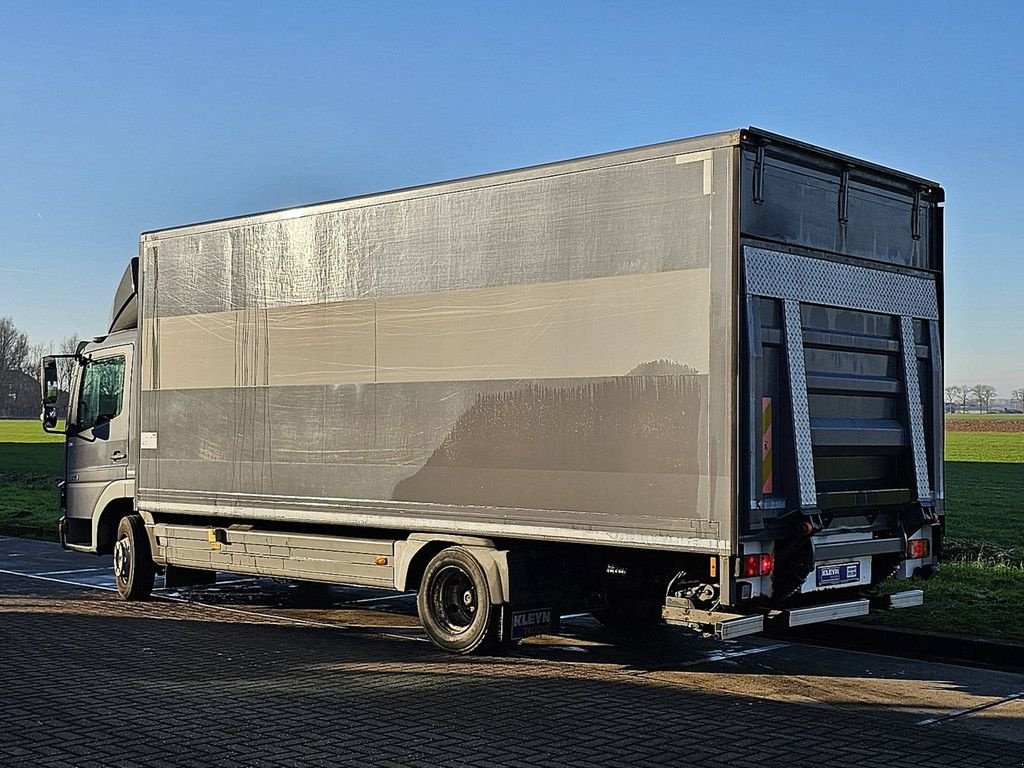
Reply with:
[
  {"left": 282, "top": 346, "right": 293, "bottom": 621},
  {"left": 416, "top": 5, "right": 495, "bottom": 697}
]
[
  {"left": 417, "top": 547, "right": 498, "bottom": 654},
  {"left": 113, "top": 514, "right": 155, "bottom": 601}
]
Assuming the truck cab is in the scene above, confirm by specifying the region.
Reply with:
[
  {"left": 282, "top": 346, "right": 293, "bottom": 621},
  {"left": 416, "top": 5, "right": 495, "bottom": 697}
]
[{"left": 41, "top": 261, "right": 139, "bottom": 555}]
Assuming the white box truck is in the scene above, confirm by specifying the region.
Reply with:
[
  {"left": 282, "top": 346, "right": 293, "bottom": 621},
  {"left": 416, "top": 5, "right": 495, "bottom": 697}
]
[{"left": 41, "top": 128, "right": 944, "bottom": 652}]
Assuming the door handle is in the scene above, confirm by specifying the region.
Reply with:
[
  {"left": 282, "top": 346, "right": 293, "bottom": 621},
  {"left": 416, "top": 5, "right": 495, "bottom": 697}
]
[{"left": 111, "top": 451, "right": 127, "bottom": 462}]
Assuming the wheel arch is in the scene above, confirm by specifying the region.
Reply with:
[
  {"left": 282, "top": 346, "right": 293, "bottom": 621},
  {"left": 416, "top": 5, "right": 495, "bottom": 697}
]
[
  {"left": 92, "top": 485, "right": 136, "bottom": 555},
  {"left": 395, "top": 534, "right": 508, "bottom": 604}
]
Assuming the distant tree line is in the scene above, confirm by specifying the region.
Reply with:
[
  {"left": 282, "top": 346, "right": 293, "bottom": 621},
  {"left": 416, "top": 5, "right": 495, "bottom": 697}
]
[
  {"left": 945, "top": 384, "right": 1024, "bottom": 413},
  {"left": 0, "top": 315, "right": 80, "bottom": 419}
]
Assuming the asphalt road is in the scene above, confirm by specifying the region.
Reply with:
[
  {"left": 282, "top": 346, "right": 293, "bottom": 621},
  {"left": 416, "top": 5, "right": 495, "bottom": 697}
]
[{"left": 1, "top": 535, "right": 1022, "bottom": 767}]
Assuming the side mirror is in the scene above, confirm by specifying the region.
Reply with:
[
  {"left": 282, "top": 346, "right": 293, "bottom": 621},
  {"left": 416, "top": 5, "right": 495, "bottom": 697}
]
[
  {"left": 40, "top": 356, "right": 61, "bottom": 431},
  {"left": 42, "top": 404, "right": 59, "bottom": 430}
]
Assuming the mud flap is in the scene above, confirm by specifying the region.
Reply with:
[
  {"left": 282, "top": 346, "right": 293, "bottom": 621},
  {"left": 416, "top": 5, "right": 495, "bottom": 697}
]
[{"left": 500, "top": 604, "right": 561, "bottom": 642}]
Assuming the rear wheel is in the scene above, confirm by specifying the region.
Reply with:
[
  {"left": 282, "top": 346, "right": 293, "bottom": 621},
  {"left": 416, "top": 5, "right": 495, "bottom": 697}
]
[
  {"left": 417, "top": 547, "right": 498, "bottom": 654},
  {"left": 113, "top": 514, "right": 155, "bottom": 601}
]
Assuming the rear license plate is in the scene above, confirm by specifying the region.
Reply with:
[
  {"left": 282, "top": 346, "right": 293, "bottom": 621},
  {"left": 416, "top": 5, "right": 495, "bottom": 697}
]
[
  {"left": 816, "top": 562, "right": 861, "bottom": 587},
  {"left": 510, "top": 608, "right": 554, "bottom": 639}
]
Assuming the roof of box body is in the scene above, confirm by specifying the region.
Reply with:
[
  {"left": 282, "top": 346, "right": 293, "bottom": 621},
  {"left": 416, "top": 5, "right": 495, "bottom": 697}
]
[{"left": 141, "top": 126, "right": 941, "bottom": 241}]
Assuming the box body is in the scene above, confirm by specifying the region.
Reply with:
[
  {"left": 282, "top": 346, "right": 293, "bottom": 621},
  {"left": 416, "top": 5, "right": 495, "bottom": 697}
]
[
  {"left": 138, "top": 132, "right": 740, "bottom": 553},
  {"left": 135, "top": 127, "right": 944, "bottom": 566}
]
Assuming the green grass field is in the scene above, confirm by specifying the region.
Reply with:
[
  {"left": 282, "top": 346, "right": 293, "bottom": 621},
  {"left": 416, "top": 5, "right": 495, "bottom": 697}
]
[
  {"left": 944, "top": 461, "right": 1024, "bottom": 551},
  {"left": 944, "top": 426, "right": 1024, "bottom": 553},
  {"left": 0, "top": 420, "right": 63, "bottom": 533},
  {"left": 865, "top": 419, "right": 1024, "bottom": 640},
  {"left": 941, "top": 424, "right": 1023, "bottom": 555},
  {"left": 946, "top": 432, "right": 1024, "bottom": 463},
  {"left": 870, "top": 562, "right": 1024, "bottom": 641}
]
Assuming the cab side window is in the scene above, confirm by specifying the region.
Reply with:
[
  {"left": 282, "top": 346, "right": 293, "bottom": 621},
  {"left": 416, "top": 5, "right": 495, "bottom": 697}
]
[{"left": 76, "top": 356, "right": 125, "bottom": 432}]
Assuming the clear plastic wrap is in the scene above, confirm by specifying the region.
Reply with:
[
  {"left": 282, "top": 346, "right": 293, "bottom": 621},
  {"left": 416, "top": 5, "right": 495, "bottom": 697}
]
[{"left": 139, "top": 137, "right": 737, "bottom": 551}]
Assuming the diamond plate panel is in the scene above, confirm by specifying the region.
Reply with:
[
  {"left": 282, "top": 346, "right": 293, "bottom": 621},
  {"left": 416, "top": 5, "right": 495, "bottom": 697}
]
[
  {"left": 901, "top": 316, "right": 933, "bottom": 504},
  {"left": 745, "top": 247, "right": 939, "bottom": 320},
  {"left": 784, "top": 299, "right": 817, "bottom": 509}
]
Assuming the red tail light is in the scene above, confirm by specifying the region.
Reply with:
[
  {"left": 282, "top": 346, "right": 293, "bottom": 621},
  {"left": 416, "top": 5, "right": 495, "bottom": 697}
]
[
  {"left": 741, "top": 553, "right": 775, "bottom": 577},
  {"left": 907, "top": 539, "right": 930, "bottom": 559}
]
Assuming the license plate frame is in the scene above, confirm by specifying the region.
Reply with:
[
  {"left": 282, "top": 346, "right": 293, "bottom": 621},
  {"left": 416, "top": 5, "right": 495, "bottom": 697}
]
[{"left": 816, "top": 561, "right": 861, "bottom": 588}]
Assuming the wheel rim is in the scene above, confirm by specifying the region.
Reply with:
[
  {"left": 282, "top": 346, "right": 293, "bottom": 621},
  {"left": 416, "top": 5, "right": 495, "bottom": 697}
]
[
  {"left": 429, "top": 564, "right": 478, "bottom": 635},
  {"left": 113, "top": 533, "right": 132, "bottom": 584}
]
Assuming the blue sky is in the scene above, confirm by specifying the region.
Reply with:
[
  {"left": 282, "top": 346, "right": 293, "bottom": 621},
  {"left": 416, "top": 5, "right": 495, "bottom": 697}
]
[{"left": 1, "top": 1, "right": 1022, "bottom": 393}]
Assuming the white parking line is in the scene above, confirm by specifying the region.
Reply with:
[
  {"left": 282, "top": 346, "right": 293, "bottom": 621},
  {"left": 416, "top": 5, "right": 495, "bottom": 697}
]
[
  {"left": 154, "top": 577, "right": 257, "bottom": 594},
  {"left": 0, "top": 567, "right": 118, "bottom": 592},
  {"left": 34, "top": 567, "right": 109, "bottom": 576},
  {"left": 0, "top": 566, "right": 428, "bottom": 642},
  {"left": 350, "top": 593, "right": 416, "bottom": 604},
  {"left": 917, "top": 691, "right": 1024, "bottom": 726},
  {"left": 70, "top": 574, "right": 118, "bottom": 586},
  {"left": 678, "top": 642, "right": 790, "bottom": 667}
]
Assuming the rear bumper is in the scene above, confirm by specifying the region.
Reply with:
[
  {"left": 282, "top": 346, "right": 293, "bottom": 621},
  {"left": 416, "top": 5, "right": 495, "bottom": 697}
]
[
  {"left": 664, "top": 589, "right": 925, "bottom": 640},
  {"left": 773, "top": 589, "right": 925, "bottom": 630},
  {"left": 874, "top": 589, "right": 924, "bottom": 610},
  {"left": 782, "top": 599, "right": 869, "bottom": 627}
]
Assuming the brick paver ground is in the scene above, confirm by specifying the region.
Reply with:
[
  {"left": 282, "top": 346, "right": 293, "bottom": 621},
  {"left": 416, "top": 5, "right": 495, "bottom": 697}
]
[{"left": 1, "top": 570, "right": 1022, "bottom": 767}]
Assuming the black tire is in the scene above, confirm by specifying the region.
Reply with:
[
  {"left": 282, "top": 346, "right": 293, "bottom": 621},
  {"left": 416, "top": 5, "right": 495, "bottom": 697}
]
[
  {"left": 417, "top": 547, "right": 498, "bottom": 654},
  {"left": 113, "top": 514, "right": 155, "bottom": 601}
]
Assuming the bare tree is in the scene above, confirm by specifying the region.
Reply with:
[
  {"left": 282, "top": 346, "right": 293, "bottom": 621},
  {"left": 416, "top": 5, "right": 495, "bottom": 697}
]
[
  {"left": 1012, "top": 388, "right": 1024, "bottom": 413},
  {"left": 0, "top": 317, "right": 32, "bottom": 417},
  {"left": 21, "top": 340, "right": 52, "bottom": 378},
  {"left": 969, "top": 384, "right": 997, "bottom": 414},
  {"left": 56, "top": 335, "right": 82, "bottom": 397},
  {"left": 950, "top": 385, "right": 971, "bottom": 413},
  {"left": 944, "top": 385, "right": 966, "bottom": 413},
  {"left": 0, "top": 316, "right": 30, "bottom": 378}
]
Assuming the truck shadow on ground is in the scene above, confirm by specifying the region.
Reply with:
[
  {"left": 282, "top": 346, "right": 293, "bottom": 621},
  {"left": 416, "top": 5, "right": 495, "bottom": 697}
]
[
  {"left": 1, "top": 589, "right": 1021, "bottom": 767},
  {"left": 7, "top": 573, "right": 1024, "bottom": 694},
  {"left": 130, "top": 575, "right": 1024, "bottom": 689}
]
